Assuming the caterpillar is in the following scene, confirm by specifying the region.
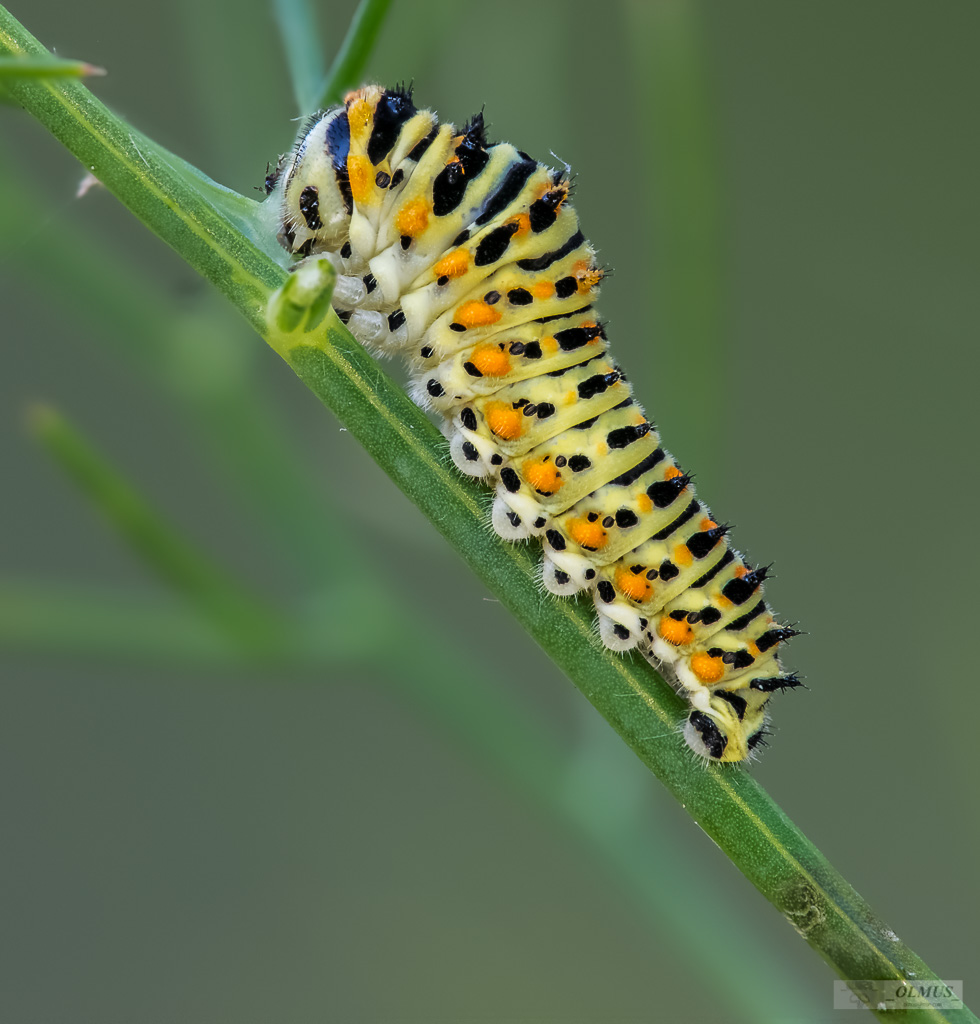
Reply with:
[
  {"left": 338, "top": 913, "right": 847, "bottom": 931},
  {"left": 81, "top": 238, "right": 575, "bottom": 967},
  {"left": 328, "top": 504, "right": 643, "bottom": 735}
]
[{"left": 268, "top": 84, "right": 801, "bottom": 763}]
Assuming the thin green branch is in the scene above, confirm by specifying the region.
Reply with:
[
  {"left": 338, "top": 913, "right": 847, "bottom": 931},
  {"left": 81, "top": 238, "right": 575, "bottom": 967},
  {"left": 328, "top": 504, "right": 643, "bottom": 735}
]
[
  {"left": 271, "top": 0, "right": 326, "bottom": 117},
  {"left": 28, "top": 405, "right": 286, "bottom": 655},
  {"left": 0, "top": 54, "right": 104, "bottom": 77},
  {"left": 0, "top": 579, "right": 377, "bottom": 669},
  {"left": 624, "top": 0, "right": 725, "bottom": 479},
  {"left": 315, "top": 0, "right": 393, "bottom": 111},
  {"left": 0, "top": 7, "right": 972, "bottom": 1018},
  {"left": 0, "top": 581, "right": 244, "bottom": 666}
]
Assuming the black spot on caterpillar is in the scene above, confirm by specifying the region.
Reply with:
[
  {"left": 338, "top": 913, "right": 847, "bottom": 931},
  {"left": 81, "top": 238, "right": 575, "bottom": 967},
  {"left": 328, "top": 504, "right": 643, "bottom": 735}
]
[{"left": 272, "top": 85, "right": 800, "bottom": 763}]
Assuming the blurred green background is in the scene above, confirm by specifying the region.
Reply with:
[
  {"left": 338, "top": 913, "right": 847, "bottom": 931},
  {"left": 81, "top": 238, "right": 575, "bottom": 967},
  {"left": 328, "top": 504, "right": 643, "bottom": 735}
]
[{"left": 2, "top": 1, "right": 978, "bottom": 1020}]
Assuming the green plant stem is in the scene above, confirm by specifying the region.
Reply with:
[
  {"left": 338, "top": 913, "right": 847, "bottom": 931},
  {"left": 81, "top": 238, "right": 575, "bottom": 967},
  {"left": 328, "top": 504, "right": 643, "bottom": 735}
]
[
  {"left": 271, "top": 0, "right": 325, "bottom": 117},
  {"left": 29, "top": 405, "right": 286, "bottom": 655},
  {"left": 1, "top": 8, "right": 972, "bottom": 1018},
  {"left": 0, "top": 582, "right": 244, "bottom": 666},
  {"left": 624, "top": 0, "right": 725, "bottom": 480},
  {"left": 0, "top": 580, "right": 378, "bottom": 669},
  {"left": 0, "top": 55, "right": 103, "bottom": 76},
  {"left": 315, "top": 0, "right": 393, "bottom": 110}
]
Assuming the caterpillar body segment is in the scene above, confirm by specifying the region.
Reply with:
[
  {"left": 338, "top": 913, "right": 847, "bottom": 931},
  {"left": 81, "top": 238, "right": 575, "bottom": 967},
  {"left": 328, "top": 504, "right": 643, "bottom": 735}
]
[{"left": 271, "top": 84, "right": 798, "bottom": 763}]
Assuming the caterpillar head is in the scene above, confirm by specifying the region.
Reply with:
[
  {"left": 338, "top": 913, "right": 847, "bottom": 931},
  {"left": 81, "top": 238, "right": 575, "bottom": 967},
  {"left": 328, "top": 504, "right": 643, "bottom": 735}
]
[
  {"left": 273, "top": 107, "right": 354, "bottom": 256},
  {"left": 684, "top": 688, "right": 770, "bottom": 763}
]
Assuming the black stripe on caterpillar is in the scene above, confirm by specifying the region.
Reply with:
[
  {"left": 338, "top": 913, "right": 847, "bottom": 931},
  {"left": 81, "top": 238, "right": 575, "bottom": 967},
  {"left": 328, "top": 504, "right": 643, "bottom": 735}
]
[{"left": 269, "top": 85, "right": 802, "bottom": 763}]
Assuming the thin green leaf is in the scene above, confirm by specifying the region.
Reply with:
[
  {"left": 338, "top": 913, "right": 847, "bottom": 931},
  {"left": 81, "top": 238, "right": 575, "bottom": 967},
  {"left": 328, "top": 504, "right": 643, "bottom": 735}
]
[
  {"left": 271, "top": 0, "right": 325, "bottom": 116},
  {"left": 315, "top": 0, "right": 393, "bottom": 110},
  {"left": 1, "top": 8, "right": 973, "bottom": 1017},
  {"left": 624, "top": 0, "right": 725, "bottom": 478},
  {"left": 28, "top": 404, "right": 286, "bottom": 656},
  {"left": 0, "top": 581, "right": 245, "bottom": 667},
  {"left": 0, "top": 579, "right": 378, "bottom": 669},
  {"left": 0, "top": 54, "right": 104, "bottom": 77}
]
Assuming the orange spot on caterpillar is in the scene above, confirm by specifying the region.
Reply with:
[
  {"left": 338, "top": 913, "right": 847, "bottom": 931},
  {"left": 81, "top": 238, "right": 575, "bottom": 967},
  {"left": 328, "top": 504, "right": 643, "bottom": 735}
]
[
  {"left": 454, "top": 300, "right": 502, "bottom": 329},
  {"left": 469, "top": 343, "right": 512, "bottom": 377},
  {"left": 396, "top": 197, "right": 430, "bottom": 238},
  {"left": 522, "top": 459, "right": 563, "bottom": 496},
  {"left": 510, "top": 213, "right": 531, "bottom": 236},
  {"left": 395, "top": 195, "right": 430, "bottom": 237},
  {"left": 636, "top": 494, "right": 653, "bottom": 513},
  {"left": 664, "top": 465, "right": 683, "bottom": 481},
  {"left": 541, "top": 336, "right": 559, "bottom": 354},
  {"left": 573, "top": 260, "right": 603, "bottom": 294},
  {"left": 532, "top": 280, "right": 555, "bottom": 300},
  {"left": 691, "top": 652, "right": 725, "bottom": 685},
  {"left": 347, "top": 155, "right": 374, "bottom": 204},
  {"left": 567, "top": 517, "right": 608, "bottom": 551},
  {"left": 734, "top": 564, "right": 749, "bottom": 579},
  {"left": 748, "top": 642, "right": 761, "bottom": 657},
  {"left": 700, "top": 518, "right": 717, "bottom": 531},
  {"left": 563, "top": 389, "right": 577, "bottom": 405},
  {"left": 347, "top": 98, "right": 373, "bottom": 138},
  {"left": 616, "top": 566, "right": 652, "bottom": 603},
  {"left": 674, "top": 544, "right": 693, "bottom": 568},
  {"left": 485, "top": 402, "right": 524, "bottom": 440},
  {"left": 658, "top": 615, "right": 692, "bottom": 646},
  {"left": 434, "top": 248, "right": 470, "bottom": 279}
]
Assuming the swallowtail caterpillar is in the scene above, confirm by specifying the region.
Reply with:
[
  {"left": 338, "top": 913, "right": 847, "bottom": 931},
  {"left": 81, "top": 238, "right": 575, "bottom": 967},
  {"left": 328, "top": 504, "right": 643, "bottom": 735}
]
[{"left": 268, "top": 85, "right": 802, "bottom": 762}]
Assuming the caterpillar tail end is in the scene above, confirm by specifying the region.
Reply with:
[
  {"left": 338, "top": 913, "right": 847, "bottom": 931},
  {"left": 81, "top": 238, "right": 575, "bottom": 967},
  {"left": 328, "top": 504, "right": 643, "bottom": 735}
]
[{"left": 683, "top": 691, "right": 771, "bottom": 763}]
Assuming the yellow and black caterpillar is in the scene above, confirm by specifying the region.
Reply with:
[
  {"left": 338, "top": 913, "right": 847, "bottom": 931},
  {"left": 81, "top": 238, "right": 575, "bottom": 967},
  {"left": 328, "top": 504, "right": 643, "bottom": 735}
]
[{"left": 269, "top": 85, "right": 801, "bottom": 762}]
